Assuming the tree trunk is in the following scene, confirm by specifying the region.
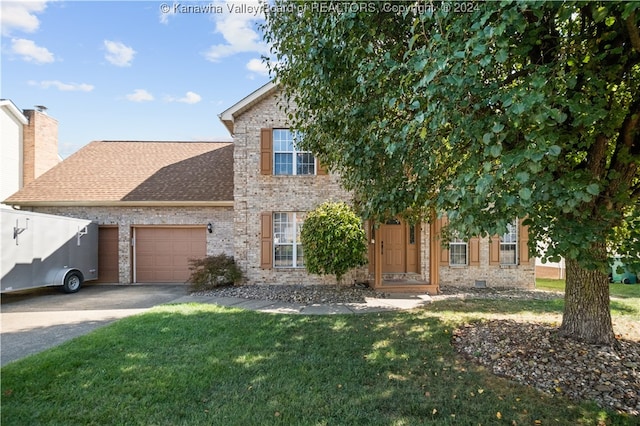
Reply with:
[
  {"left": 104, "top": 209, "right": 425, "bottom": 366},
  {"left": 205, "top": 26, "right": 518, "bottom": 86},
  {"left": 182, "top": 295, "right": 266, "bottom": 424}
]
[{"left": 559, "top": 243, "right": 616, "bottom": 346}]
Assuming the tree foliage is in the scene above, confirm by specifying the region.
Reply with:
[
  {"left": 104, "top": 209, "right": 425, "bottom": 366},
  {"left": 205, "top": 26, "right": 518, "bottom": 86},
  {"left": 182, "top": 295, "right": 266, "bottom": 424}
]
[
  {"left": 300, "top": 201, "right": 368, "bottom": 283},
  {"left": 264, "top": 0, "right": 639, "bottom": 269},
  {"left": 264, "top": 1, "right": 640, "bottom": 344}
]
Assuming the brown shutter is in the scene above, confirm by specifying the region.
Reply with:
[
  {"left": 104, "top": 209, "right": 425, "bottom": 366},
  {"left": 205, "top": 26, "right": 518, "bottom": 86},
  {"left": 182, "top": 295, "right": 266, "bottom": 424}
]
[
  {"left": 260, "top": 128, "right": 273, "bottom": 175},
  {"left": 518, "top": 219, "right": 530, "bottom": 265},
  {"left": 437, "top": 216, "right": 450, "bottom": 266},
  {"left": 489, "top": 236, "right": 500, "bottom": 265},
  {"left": 260, "top": 212, "right": 273, "bottom": 269},
  {"left": 469, "top": 237, "right": 480, "bottom": 266},
  {"left": 317, "top": 159, "right": 328, "bottom": 175}
]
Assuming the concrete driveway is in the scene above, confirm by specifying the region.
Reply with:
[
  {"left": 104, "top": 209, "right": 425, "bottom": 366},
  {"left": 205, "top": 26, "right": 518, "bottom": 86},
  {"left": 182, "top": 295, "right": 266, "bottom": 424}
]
[{"left": 1, "top": 284, "right": 189, "bottom": 367}]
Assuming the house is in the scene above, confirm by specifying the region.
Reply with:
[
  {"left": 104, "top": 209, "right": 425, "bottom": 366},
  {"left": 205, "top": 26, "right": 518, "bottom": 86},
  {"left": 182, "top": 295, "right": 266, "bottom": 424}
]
[
  {"left": 4, "top": 82, "right": 534, "bottom": 291},
  {"left": 4, "top": 141, "right": 235, "bottom": 283},
  {"left": 219, "top": 82, "right": 534, "bottom": 292}
]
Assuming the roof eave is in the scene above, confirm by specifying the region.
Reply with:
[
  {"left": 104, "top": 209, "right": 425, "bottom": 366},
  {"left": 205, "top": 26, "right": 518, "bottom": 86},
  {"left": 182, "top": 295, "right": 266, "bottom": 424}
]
[
  {"left": 0, "top": 100, "right": 29, "bottom": 125},
  {"left": 3, "top": 200, "right": 234, "bottom": 208},
  {"left": 218, "top": 81, "right": 278, "bottom": 136}
]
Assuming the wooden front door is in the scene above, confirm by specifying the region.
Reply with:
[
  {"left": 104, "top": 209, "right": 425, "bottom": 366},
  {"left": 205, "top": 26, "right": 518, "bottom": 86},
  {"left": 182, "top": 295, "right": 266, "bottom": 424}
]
[{"left": 381, "top": 219, "right": 405, "bottom": 273}]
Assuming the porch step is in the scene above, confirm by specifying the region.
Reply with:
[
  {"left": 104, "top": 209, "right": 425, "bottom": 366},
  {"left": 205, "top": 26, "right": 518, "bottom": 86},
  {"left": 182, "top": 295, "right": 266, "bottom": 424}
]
[
  {"left": 367, "top": 273, "right": 439, "bottom": 295},
  {"left": 381, "top": 272, "right": 424, "bottom": 281}
]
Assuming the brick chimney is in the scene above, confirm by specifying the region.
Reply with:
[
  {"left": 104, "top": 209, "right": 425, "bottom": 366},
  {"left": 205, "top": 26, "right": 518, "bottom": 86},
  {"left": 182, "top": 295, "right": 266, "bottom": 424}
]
[{"left": 22, "top": 107, "right": 59, "bottom": 186}]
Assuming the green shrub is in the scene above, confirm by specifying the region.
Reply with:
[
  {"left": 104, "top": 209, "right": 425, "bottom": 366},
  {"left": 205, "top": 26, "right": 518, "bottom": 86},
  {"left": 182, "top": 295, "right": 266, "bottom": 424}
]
[
  {"left": 187, "top": 254, "right": 243, "bottom": 291},
  {"left": 300, "top": 201, "right": 368, "bottom": 283}
]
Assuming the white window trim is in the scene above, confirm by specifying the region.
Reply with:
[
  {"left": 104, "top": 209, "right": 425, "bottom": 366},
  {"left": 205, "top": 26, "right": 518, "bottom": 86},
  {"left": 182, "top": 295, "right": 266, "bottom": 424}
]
[
  {"left": 500, "top": 219, "right": 518, "bottom": 265},
  {"left": 273, "top": 129, "right": 316, "bottom": 176},
  {"left": 449, "top": 238, "right": 468, "bottom": 266},
  {"left": 273, "top": 212, "right": 304, "bottom": 268}
]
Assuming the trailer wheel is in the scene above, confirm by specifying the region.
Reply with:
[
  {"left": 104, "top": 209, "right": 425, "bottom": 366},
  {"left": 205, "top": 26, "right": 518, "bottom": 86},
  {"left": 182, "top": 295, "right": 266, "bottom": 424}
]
[{"left": 62, "top": 272, "right": 82, "bottom": 293}]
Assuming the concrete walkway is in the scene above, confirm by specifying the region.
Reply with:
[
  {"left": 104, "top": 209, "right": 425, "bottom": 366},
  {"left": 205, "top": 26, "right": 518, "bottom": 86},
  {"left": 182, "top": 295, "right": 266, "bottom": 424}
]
[{"left": 174, "top": 293, "right": 432, "bottom": 315}]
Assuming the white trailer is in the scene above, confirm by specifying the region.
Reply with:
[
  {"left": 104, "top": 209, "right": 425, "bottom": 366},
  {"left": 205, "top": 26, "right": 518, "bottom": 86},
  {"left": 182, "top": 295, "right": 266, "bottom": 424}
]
[{"left": 1, "top": 209, "right": 98, "bottom": 293}]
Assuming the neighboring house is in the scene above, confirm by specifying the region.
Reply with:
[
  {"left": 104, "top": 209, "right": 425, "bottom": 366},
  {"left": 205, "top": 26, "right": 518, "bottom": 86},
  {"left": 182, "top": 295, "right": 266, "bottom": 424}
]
[
  {"left": 4, "top": 141, "right": 234, "bottom": 284},
  {"left": 5, "top": 82, "right": 534, "bottom": 291},
  {"left": 0, "top": 101, "right": 60, "bottom": 206},
  {"left": 219, "top": 82, "right": 534, "bottom": 293},
  {"left": 535, "top": 258, "right": 566, "bottom": 279}
]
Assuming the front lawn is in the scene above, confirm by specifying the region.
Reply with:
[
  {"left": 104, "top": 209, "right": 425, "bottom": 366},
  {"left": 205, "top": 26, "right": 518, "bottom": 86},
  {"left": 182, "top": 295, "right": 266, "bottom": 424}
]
[
  {"left": 2, "top": 300, "right": 635, "bottom": 425},
  {"left": 537, "top": 278, "right": 640, "bottom": 299}
]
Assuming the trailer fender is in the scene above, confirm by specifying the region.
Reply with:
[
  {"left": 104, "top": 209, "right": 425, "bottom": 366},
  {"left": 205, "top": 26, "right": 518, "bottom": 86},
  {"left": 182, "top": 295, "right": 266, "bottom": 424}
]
[{"left": 54, "top": 269, "right": 84, "bottom": 294}]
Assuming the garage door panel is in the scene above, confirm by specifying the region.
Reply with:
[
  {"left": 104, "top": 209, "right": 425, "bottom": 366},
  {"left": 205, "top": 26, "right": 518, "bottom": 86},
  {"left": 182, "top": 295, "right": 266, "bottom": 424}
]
[
  {"left": 135, "top": 227, "right": 205, "bottom": 283},
  {"left": 97, "top": 227, "right": 119, "bottom": 283}
]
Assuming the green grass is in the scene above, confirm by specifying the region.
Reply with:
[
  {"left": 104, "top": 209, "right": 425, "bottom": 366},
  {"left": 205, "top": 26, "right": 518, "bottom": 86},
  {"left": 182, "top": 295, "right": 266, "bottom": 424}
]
[
  {"left": 536, "top": 278, "right": 640, "bottom": 321},
  {"left": 537, "top": 278, "right": 640, "bottom": 299},
  {"left": 2, "top": 301, "right": 636, "bottom": 425}
]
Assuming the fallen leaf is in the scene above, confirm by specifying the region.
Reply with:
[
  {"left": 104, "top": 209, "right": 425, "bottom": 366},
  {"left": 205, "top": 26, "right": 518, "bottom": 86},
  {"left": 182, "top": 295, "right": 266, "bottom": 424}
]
[
  {"left": 432, "top": 408, "right": 438, "bottom": 415},
  {"left": 497, "top": 411, "right": 502, "bottom": 419},
  {"left": 424, "top": 391, "right": 431, "bottom": 398},
  {"left": 478, "top": 389, "right": 484, "bottom": 394}
]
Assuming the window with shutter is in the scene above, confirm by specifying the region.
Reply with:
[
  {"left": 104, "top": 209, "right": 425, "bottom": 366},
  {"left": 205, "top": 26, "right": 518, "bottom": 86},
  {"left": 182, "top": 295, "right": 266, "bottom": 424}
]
[
  {"left": 260, "top": 128, "right": 273, "bottom": 175},
  {"left": 260, "top": 212, "right": 272, "bottom": 269},
  {"left": 262, "top": 128, "right": 323, "bottom": 176}
]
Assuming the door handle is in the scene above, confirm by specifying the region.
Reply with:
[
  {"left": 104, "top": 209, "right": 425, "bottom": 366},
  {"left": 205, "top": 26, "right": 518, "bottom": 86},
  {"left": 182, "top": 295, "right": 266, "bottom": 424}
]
[{"left": 381, "top": 241, "right": 384, "bottom": 255}]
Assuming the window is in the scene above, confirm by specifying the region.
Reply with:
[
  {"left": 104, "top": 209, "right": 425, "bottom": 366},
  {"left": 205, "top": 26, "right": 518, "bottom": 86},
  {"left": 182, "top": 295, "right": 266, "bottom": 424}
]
[
  {"left": 273, "top": 129, "right": 315, "bottom": 175},
  {"left": 500, "top": 220, "right": 518, "bottom": 265},
  {"left": 449, "top": 236, "right": 468, "bottom": 266},
  {"left": 273, "top": 212, "right": 304, "bottom": 267}
]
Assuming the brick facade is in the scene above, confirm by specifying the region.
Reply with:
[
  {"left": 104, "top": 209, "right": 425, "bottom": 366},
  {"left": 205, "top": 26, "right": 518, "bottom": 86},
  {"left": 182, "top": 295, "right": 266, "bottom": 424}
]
[
  {"left": 22, "top": 110, "right": 59, "bottom": 186},
  {"left": 231, "top": 92, "right": 368, "bottom": 285},
  {"left": 438, "top": 235, "right": 535, "bottom": 288},
  {"left": 28, "top": 206, "right": 233, "bottom": 284},
  {"left": 229, "top": 86, "right": 535, "bottom": 290}
]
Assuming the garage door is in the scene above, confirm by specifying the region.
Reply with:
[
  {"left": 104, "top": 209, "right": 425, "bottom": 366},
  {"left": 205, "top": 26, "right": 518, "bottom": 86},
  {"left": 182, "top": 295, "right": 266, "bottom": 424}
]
[
  {"left": 134, "top": 227, "right": 206, "bottom": 283},
  {"left": 97, "top": 226, "right": 119, "bottom": 283}
]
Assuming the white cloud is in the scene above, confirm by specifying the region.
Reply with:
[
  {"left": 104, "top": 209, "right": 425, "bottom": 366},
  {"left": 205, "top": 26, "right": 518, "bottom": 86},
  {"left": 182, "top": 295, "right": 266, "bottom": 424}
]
[
  {"left": 1, "top": 1, "right": 48, "bottom": 36},
  {"left": 126, "top": 89, "right": 154, "bottom": 102},
  {"left": 165, "top": 91, "right": 203, "bottom": 104},
  {"left": 177, "top": 91, "right": 202, "bottom": 104},
  {"left": 104, "top": 40, "right": 136, "bottom": 67},
  {"left": 29, "top": 80, "right": 94, "bottom": 92},
  {"left": 246, "top": 58, "right": 269, "bottom": 76},
  {"left": 11, "top": 38, "right": 54, "bottom": 63},
  {"left": 203, "top": 1, "right": 269, "bottom": 62}
]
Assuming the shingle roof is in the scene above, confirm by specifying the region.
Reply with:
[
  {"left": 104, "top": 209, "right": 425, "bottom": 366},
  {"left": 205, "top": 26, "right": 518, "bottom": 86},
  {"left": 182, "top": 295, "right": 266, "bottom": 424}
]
[{"left": 4, "top": 141, "right": 234, "bottom": 206}]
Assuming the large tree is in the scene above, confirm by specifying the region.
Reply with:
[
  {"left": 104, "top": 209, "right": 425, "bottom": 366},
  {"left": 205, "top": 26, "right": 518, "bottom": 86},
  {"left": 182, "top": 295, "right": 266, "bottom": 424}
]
[{"left": 263, "top": 1, "right": 640, "bottom": 345}]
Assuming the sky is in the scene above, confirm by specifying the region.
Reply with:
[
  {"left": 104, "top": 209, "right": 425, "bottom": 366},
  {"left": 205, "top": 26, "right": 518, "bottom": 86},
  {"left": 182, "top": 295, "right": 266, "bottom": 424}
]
[{"left": 1, "top": 0, "right": 273, "bottom": 157}]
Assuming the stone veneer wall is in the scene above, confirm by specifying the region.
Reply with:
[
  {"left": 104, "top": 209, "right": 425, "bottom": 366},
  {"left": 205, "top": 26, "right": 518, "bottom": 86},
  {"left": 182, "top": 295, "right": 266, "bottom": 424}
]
[
  {"left": 232, "top": 92, "right": 368, "bottom": 286},
  {"left": 28, "top": 205, "right": 233, "bottom": 284}
]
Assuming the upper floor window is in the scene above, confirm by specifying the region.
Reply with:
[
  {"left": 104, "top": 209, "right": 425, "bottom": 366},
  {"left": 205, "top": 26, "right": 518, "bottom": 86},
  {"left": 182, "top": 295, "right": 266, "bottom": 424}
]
[
  {"left": 500, "top": 220, "right": 518, "bottom": 265},
  {"left": 273, "top": 129, "right": 315, "bottom": 175}
]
